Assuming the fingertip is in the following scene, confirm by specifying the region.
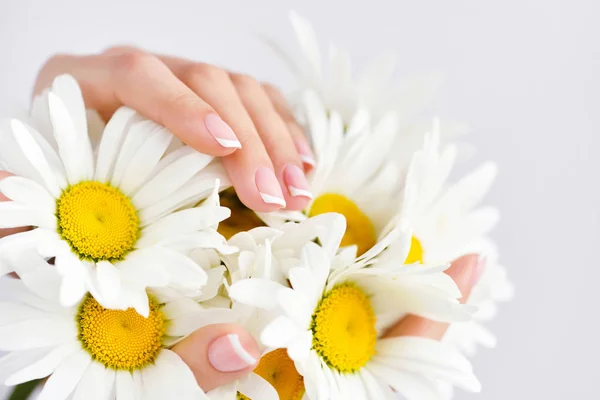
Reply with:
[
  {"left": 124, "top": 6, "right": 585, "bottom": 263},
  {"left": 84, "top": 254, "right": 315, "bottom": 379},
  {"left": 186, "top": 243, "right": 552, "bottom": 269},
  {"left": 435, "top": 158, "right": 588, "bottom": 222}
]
[
  {"left": 208, "top": 332, "right": 260, "bottom": 373},
  {"left": 445, "top": 254, "right": 480, "bottom": 303}
]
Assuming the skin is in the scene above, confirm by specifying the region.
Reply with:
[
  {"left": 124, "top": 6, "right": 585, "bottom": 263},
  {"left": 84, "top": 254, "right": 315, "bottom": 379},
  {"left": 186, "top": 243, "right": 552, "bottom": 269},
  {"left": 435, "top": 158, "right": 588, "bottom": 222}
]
[{"left": 0, "top": 50, "right": 480, "bottom": 392}]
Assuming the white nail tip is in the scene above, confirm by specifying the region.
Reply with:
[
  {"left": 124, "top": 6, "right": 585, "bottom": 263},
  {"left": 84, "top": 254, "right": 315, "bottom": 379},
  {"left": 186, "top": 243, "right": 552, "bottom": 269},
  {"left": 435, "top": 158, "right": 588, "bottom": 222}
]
[
  {"left": 215, "top": 137, "right": 242, "bottom": 149},
  {"left": 227, "top": 334, "right": 256, "bottom": 365},
  {"left": 299, "top": 155, "right": 316, "bottom": 166},
  {"left": 259, "top": 192, "right": 286, "bottom": 207},
  {"left": 289, "top": 186, "right": 313, "bottom": 199}
]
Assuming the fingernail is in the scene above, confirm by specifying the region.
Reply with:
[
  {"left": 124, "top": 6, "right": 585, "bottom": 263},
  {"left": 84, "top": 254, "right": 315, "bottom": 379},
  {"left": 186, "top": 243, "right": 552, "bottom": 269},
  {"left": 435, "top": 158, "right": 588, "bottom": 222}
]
[
  {"left": 205, "top": 114, "right": 242, "bottom": 149},
  {"left": 208, "top": 334, "right": 257, "bottom": 372},
  {"left": 295, "top": 139, "right": 315, "bottom": 168},
  {"left": 283, "top": 164, "right": 312, "bottom": 199},
  {"left": 472, "top": 254, "right": 487, "bottom": 286},
  {"left": 255, "top": 167, "right": 286, "bottom": 207}
]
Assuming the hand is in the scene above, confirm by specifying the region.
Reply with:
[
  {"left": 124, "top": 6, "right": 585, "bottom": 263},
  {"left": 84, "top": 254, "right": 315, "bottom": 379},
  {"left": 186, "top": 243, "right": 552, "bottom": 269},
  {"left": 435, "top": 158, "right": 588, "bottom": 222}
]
[{"left": 33, "top": 46, "right": 315, "bottom": 213}]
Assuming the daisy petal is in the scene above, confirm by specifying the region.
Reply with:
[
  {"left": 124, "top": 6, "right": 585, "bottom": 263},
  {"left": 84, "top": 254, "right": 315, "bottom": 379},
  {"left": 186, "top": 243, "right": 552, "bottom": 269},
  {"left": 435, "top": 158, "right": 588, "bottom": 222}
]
[
  {"left": 0, "top": 176, "right": 56, "bottom": 213},
  {"left": 71, "top": 360, "right": 112, "bottom": 400},
  {"left": 238, "top": 373, "right": 278, "bottom": 400},
  {"left": 37, "top": 349, "right": 91, "bottom": 400},
  {"left": 132, "top": 150, "right": 213, "bottom": 209},
  {"left": 260, "top": 316, "right": 299, "bottom": 349},
  {"left": 50, "top": 75, "right": 88, "bottom": 141},
  {"left": 48, "top": 92, "right": 94, "bottom": 184},
  {"left": 228, "top": 278, "right": 283, "bottom": 310},
  {"left": 96, "top": 261, "right": 122, "bottom": 307},
  {"left": 115, "top": 370, "right": 137, "bottom": 400},
  {"left": 0, "top": 348, "right": 53, "bottom": 384},
  {"left": 5, "top": 342, "right": 80, "bottom": 386},
  {"left": 141, "top": 350, "right": 206, "bottom": 400},
  {"left": 95, "top": 107, "right": 138, "bottom": 182},
  {"left": 9, "top": 119, "right": 62, "bottom": 197},
  {"left": 0, "top": 317, "right": 76, "bottom": 351},
  {"left": 0, "top": 202, "right": 55, "bottom": 230}
]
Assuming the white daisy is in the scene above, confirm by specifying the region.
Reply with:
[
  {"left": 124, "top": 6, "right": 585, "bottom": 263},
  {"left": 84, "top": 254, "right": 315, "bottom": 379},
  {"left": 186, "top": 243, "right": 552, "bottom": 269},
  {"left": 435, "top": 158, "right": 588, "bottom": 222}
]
[
  {"left": 399, "top": 122, "right": 500, "bottom": 266},
  {"left": 443, "top": 239, "right": 514, "bottom": 356},
  {"left": 209, "top": 215, "right": 345, "bottom": 400},
  {"left": 0, "top": 74, "right": 231, "bottom": 316},
  {"left": 230, "top": 214, "right": 480, "bottom": 400},
  {"left": 0, "top": 265, "right": 238, "bottom": 400}
]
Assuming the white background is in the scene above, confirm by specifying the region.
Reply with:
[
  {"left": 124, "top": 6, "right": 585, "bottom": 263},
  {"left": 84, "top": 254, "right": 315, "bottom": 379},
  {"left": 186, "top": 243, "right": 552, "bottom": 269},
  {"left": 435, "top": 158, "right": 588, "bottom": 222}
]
[{"left": 0, "top": 0, "right": 598, "bottom": 398}]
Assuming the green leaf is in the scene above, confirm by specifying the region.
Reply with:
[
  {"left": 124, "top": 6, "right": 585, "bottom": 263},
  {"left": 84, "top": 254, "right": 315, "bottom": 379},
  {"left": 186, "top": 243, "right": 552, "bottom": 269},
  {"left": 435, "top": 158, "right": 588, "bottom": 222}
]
[{"left": 8, "top": 380, "right": 42, "bottom": 400}]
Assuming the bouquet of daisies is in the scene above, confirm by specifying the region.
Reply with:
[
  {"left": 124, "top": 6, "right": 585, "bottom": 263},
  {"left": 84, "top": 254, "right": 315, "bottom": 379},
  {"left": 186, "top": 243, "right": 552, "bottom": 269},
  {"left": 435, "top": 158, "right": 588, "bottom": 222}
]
[{"left": 0, "top": 12, "right": 512, "bottom": 400}]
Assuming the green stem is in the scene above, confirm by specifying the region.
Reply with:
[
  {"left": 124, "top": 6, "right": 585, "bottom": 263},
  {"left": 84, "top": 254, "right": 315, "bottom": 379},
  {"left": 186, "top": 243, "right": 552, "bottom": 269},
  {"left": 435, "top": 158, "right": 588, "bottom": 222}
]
[{"left": 8, "top": 380, "right": 42, "bottom": 400}]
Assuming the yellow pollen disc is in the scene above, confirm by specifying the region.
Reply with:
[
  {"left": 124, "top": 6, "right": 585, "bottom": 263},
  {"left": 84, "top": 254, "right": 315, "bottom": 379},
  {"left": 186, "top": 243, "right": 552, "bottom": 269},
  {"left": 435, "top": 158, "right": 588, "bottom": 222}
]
[
  {"left": 77, "top": 295, "right": 165, "bottom": 370},
  {"left": 237, "top": 349, "right": 305, "bottom": 400},
  {"left": 56, "top": 181, "right": 139, "bottom": 261},
  {"left": 308, "top": 193, "right": 376, "bottom": 256},
  {"left": 218, "top": 188, "right": 265, "bottom": 240},
  {"left": 405, "top": 236, "right": 424, "bottom": 264},
  {"left": 311, "top": 283, "right": 377, "bottom": 373}
]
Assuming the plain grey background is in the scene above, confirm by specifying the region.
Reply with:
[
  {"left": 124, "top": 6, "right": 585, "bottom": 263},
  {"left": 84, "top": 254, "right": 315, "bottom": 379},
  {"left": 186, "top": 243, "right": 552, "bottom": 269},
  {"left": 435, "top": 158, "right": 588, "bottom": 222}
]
[{"left": 0, "top": 0, "right": 598, "bottom": 398}]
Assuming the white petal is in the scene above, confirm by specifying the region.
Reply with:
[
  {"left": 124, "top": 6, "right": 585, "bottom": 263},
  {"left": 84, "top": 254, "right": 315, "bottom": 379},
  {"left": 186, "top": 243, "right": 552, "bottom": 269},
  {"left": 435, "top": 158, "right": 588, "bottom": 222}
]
[
  {"left": 51, "top": 75, "right": 88, "bottom": 143},
  {"left": 278, "top": 287, "right": 313, "bottom": 328},
  {"left": 72, "top": 361, "right": 113, "bottom": 400},
  {"left": 37, "top": 349, "right": 91, "bottom": 400},
  {"left": 48, "top": 92, "right": 94, "bottom": 183},
  {"left": 138, "top": 206, "right": 230, "bottom": 247},
  {"left": 115, "top": 370, "right": 138, "bottom": 400},
  {"left": 94, "top": 107, "right": 138, "bottom": 182},
  {"left": 141, "top": 350, "right": 206, "bottom": 400},
  {"left": 132, "top": 150, "right": 213, "bottom": 209},
  {"left": 0, "top": 278, "right": 63, "bottom": 313},
  {"left": 9, "top": 119, "right": 62, "bottom": 197},
  {"left": 0, "top": 176, "right": 56, "bottom": 213},
  {"left": 238, "top": 373, "right": 278, "bottom": 400},
  {"left": 260, "top": 316, "right": 300, "bottom": 349},
  {"left": 0, "top": 202, "right": 56, "bottom": 229},
  {"left": 96, "top": 261, "right": 122, "bottom": 307},
  {"left": 359, "top": 368, "right": 396, "bottom": 400},
  {"left": 300, "top": 242, "right": 331, "bottom": 292},
  {"left": 167, "top": 308, "right": 237, "bottom": 337},
  {"left": 289, "top": 11, "right": 322, "bottom": 79},
  {"left": 0, "top": 301, "right": 56, "bottom": 327},
  {"left": 118, "top": 122, "right": 173, "bottom": 194},
  {"left": 120, "top": 284, "right": 151, "bottom": 318},
  {"left": 5, "top": 342, "right": 80, "bottom": 386},
  {"left": 228, "top": 278, "right": 283, "bottom": 310},
  {"left": 117, "top": 253, "right": 170, "bottom": 290},
  {"left": 0, "top": 348, "right": 53, "bottom": 383},
  {"left": 0, "top": 317, "right": 76, "bottom": 351},
  {"left": 55, "top": 254, "right": 89, "bottom": 307}
]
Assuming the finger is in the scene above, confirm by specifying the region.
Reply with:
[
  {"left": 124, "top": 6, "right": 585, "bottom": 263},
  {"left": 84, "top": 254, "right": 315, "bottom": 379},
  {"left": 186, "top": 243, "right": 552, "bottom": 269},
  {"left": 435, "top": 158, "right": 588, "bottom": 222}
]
[
  {"left": 0, "top": 171, "right": 29, "bottom": 239},
  {"left": 231, "top": 74, "right": 312, "bottom": 210},
  {"left": 384, "top": 254, "right": 485, "bottom": 340},
  {"left": 166, "top": 62, "right": 286, "bottom": 212},
  {"left": 262, "top": 83, "right": 315, "bottom": 171},
  {"left": 172, "top": 323, "right": 260, "bottom": 392},
  {"left": 34, "top": 52, "right": 241, "bottom": 156}
]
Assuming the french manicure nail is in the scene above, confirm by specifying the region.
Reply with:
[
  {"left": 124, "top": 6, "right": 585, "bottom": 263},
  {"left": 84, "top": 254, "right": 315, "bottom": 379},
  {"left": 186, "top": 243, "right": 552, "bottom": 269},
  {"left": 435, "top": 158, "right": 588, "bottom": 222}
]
[
  {"left": 283, "top": 164, "right": 312, "bottom": 199},
  {"left": 205, "top": 114, "right": 242, "bottom": 149},
  {"left": 472, "top": 254, "right": 487, "bottom": 286},
  {"left": 208, "top": 334, "right": 257, "bottom": 372},
  {"left": 255, "top": 167, "right": 286, "bottom": 207},
  {"left": 295, "top": 140, "right": 316, "bottom": 167}
]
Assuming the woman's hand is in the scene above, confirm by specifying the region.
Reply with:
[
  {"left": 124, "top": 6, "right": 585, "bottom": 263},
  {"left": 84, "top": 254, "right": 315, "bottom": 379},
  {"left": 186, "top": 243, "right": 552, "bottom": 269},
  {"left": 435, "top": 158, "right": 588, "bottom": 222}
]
[{"left": 33, "top": 46, "right": 315, "bottom": 213}]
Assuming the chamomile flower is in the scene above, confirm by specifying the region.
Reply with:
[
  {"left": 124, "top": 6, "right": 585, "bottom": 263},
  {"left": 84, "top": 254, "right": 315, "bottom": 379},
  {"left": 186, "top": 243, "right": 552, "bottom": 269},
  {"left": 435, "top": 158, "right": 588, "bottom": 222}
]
[
  {"left": 0, "top": 75, "right": 231, "bottom": 316},
  {"left": 0, "top": 266, "right": 237, "bottom": 400},
  {"left": 399, "top": 122, "right": 500, "bottom": 266},
  {"left": 209, "top": 215, "right": 345, "bottom": 400},
  {"left": 230, "top": 214, "right": 480, "bottom": 400}
]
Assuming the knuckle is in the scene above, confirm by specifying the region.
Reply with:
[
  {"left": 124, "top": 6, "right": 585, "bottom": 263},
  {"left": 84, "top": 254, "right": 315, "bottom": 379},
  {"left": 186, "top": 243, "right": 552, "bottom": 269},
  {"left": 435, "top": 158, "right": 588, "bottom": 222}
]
[
  {"left": 103, "top": 45, "right": 142, "bottom": 56},
  {"left": 34, "top": 53, "right": 75, "bottom": 93},
  {"left": 181, "top": 63, "right": 228, "bottom": 84},
  {"left": 111, "top": 51, "right": 155, "bottom": 76},
  {"left": 230, "top": 73, "right": 260, "bottom": 91}
]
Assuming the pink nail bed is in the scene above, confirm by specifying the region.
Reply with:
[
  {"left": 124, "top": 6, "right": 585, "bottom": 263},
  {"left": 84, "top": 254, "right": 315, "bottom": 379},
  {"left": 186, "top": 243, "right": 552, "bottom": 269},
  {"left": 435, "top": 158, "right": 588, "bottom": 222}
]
[
  {"left": 208, "top": 334, "right": 256, "bottom": 372},
  {"left": 255, "top": 167, "right": 286, "bottom": 207},
  {"left": 283, "top": 164, "right": 312, "bottom": 199},
  {"left": 204, "top": 114, "right": 241, "bottom": 149}
]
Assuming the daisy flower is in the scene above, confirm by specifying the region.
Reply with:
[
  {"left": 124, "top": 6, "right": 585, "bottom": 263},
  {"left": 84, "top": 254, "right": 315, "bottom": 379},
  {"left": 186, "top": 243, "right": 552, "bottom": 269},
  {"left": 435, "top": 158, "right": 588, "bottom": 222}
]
[
  {"left": 0, "top": 75, "right": 231, "bottom": 316},
  {"left": 209, "top": 214, "right": 345, "bottom": 400},
  {"left": 399, "top": 122, "right": 500, "bottom": 266},
  {"left": 229, "top": 214, "right": 481, "bottom": 400},
  {"left": 0, "top": 265, "right": 237, "bottom": 400}
]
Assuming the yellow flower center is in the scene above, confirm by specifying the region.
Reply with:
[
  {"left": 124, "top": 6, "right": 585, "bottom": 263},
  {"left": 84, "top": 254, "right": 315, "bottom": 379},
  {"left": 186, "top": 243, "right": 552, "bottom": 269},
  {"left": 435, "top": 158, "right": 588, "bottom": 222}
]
[
  {"left": 218, "top": 188, "right": 265, "bottom": 240},
  {"left": 77, "top": 295, "right": 165, "bottom": 370},
  {"left": 237, "top": 349, "right": 305, "bottom": 400},
  {"left": 308, "top": 193, "right": 376, "bottom": 256},
  {"left": 311, "top": 283, "right": 377, "bottom": 373},
  {"left": 405, "top": 236, "right": 424, "bottom": 264},
  {"left": 56, "top": 181, "right": 139, "bottom": 261}
]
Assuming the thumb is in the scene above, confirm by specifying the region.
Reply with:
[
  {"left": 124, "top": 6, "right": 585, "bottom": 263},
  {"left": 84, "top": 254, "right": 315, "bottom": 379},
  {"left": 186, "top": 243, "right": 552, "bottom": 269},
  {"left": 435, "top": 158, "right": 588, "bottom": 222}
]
[
  {"left": 172, "top": 323, "right": 260, "bottom": 392},
  {"left": 384, "top": 254, "right": 485, "bottom": 340}
]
